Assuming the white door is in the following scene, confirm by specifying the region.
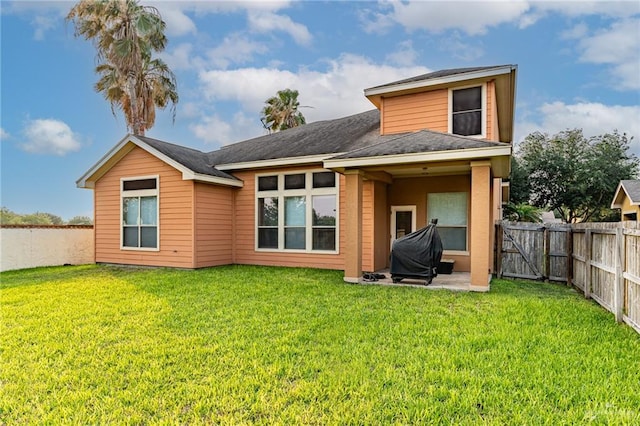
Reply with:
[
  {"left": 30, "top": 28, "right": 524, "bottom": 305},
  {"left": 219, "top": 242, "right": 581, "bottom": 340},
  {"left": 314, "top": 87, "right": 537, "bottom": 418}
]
[{"left": 390, "top": 206, "right": 416, "bottom": 248}]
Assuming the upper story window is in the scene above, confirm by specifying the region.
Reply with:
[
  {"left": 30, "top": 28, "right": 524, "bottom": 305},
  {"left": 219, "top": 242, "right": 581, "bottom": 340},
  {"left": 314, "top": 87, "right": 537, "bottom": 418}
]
[
  {"left": 121, "top": 176, "right": 159, "bottom": 250},
  {"left": 450, "top": 86, "right": 484, "bottom": 137},
  {"left": 256, "top": 171, "right": 338, "bottom": 253}
]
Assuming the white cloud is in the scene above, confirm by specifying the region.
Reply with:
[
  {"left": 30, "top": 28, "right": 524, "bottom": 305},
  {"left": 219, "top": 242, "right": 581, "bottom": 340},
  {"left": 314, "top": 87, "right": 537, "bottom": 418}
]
[
  {"left": 574, "top": 18, "right": 640, "bottom": 90},
  {"left": 438, "top": 32, "right": 485, "bottom": 62},
  {"left": 31, "top": 15, "right": 57, "bottom": 41},
  {"left": 385, "top": 40, "right": 419, "bottom": 66},
  {"left": 190, "top": 111, "right": 261, "bottom": 146},
  {"left": 207, "top": 33, "right": 268, "bottom": 69},
  {"left": 515, "top": 101, "right": 640, "bottom": 156},
  {"left": 362, "top": 0, "right": 531, "bottom": 35},
  {"left": 191, "top": 55, "right": 429, "bottom": 146},
  {"left": 160, "top": 43, "right": 205, "bottom": 71},
  {"left": 247, "top": 10, "right": 312, "bottom": 45},
  {"left": 20, "top": 119, "right": 82, "bottom": 156},
  {"left": 2, "top": 2, "right": 68, "bottom": 40},
  {"left": 197, "top": 54, "right": 429, "bottom": 124},
  {"left": 0, "top": 128, "right": 9, "bottom": 140},
  {"left": 360, "top": 1, "right": 639, "bottom": 35},
  {"left": 154, "top": 4, "right": 197, "bottom": 37}
]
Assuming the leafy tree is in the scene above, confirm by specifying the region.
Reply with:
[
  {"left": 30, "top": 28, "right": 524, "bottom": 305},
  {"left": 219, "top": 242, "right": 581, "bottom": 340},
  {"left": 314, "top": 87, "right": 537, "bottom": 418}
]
[
  {"left": 68, "top": 216, "right": 94, "bottom": 225},
  {"left": 517, "top": 129, "right": 638, "bottom": 223},
  {"left": 67, "top": 0, "right": 178, "bottom": 135},
  {"left": 261, "top": 89, "right": 307, "bottom": 133},
  {"left": 508, "top": 155, "right": 530, "bottom": 205},
  {"left": 0, "top": 207, "right": 21, "bottom": 224}
]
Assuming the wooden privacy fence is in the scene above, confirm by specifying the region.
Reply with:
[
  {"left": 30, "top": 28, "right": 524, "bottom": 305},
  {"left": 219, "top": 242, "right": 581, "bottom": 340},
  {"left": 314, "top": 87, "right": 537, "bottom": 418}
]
[{"left": 496, "top": 221, "right": 640, "bottom": 334}]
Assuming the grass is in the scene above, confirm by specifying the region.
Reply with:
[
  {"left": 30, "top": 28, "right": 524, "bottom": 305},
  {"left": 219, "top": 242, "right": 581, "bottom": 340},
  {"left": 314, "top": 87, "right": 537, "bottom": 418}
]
[{"left": 1, "top": 265, "right": 639, "bottom": 424}]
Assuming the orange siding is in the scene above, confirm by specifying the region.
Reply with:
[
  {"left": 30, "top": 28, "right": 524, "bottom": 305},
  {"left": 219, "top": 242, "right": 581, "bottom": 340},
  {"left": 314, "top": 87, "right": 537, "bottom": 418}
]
[
  {"left": 231, "top": 166, "right": 345, "bottom": 270},
  {"left": 381, "top": 89, "right": 448, "bottom": 135},
  {"left": 362, "top": 180, "right": 390, "bottom": 272},
  {"left": 373, "top": 181, "right": 389, "bottom": 270},
  {"left": 362, "top": 181, "right": 374, "bottom": 272},
  {"left": 194, "top": 182, "right": 234, "bottom": 268},
  {"left": 389, "top": 175, "right": 471, "bottom": 272},
  {"left": 94, "top": 146, "right": 195, "bottom": 268}
]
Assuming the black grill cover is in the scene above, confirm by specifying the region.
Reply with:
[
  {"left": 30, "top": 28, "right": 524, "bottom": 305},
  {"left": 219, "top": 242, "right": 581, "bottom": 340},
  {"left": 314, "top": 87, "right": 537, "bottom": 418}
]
[{"left": 390, "top": 223, "right": 443, "bottom": 280}]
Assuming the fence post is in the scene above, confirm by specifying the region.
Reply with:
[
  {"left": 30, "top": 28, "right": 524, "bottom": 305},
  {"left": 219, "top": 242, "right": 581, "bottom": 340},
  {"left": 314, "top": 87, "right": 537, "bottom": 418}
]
[
  {"left": 544, "top": 227, "right": 550, "bottom": 281},
  {"left": 566, "top": 227, "right": 573, "bottom": 287},
  {"left": 614, "top": 227, "right": 625, "bottom": 323},
  {"left": 584, "top": 229, "right": 592, "bottom": 299},
  {"left": 496, "top": 222, "right": 503, "bottom": 278}
]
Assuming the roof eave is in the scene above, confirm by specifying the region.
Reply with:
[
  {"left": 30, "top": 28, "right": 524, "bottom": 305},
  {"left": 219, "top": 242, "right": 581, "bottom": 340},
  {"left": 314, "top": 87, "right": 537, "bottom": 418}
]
[
  {"left": 77, "top": 134, "right": 242, "bottom": 189},
  {"left": 324, "top": 145, "right": 512, "bottom": 173},
  {"left": 215, "top": 153, "right": 343, "bottom": 171},
  {"left": 364, "top": 65, "right": 516, "bottom": 98}
]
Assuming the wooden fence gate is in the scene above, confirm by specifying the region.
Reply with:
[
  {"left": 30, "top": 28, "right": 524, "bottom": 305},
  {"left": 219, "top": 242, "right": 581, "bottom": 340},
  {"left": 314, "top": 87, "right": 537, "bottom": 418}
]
[
  {"left": 495, "top": 220, "right": 640, "bottom": 335},
  {"left": 496, "top": 222, "right": 571, "bottom": 282}
]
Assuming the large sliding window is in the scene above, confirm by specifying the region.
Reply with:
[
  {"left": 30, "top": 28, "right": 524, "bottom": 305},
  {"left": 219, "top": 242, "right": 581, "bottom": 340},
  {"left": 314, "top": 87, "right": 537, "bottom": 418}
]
[
  {"left": 256, "top": 171, "right": 338, "bottom": 252},
  {"left": 121, "top": 176, "right": 159, "bottom": 250},
  {"left": 427, "top": 192, "right": 468, "bottom": 252}
]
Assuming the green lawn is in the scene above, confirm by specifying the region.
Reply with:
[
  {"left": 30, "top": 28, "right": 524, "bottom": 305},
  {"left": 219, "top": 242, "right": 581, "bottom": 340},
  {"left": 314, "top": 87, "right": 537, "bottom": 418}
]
[{"left": 1, "top": 265, "right": 639, "bottom": 424}]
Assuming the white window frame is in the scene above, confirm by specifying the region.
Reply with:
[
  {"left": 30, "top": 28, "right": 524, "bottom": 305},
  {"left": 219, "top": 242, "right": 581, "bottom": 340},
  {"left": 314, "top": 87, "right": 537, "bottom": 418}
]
[
  {"left": 448, "top": 83, "right": 486, "bottom": 138},
  {"left": 390, "top": 205, "right": 416, "bottom": 249},
  {"left": 427, "top": 192, "right": 469, "bottom": 255},
  {"left": 255, "top": 170, "right": 339, "bottom": 254},
  {"left": 120, "top": 175, "right": 160, "bottom": 251}
]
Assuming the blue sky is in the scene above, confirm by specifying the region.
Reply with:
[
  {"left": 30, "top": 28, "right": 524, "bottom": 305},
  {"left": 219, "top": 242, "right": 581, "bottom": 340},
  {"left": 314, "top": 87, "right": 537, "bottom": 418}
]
[{"left": 1, "top": 0, "right": 639, "bottom": 220}]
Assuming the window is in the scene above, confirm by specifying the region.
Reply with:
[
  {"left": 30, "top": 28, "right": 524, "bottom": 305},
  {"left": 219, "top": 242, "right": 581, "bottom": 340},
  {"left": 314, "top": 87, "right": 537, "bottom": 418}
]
[
  {"left": 428, "top": 192, "right": 467, "bottom": 251},
  {"left": 121, "top": 176, "right": 158, "bottom": 250},
  {"left": 451, "top": 86, "right": 483, "bottom": 137},
  {"left": 256, "top": 171, "right": 338, "bottom": 252}
]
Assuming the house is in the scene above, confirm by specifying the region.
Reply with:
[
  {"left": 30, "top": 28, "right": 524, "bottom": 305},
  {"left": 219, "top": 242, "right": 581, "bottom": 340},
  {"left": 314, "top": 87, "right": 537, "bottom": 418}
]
[
  {"left": 77, "top": 64, "right": 517, "bottom": 291},
  {"left": 611, "top": 180, "right": 640, "bottom": 221}
]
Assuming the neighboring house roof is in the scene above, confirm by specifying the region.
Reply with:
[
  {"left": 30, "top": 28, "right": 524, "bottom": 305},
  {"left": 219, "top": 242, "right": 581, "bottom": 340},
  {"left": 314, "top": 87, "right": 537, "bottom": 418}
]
[
  {"left": 77, "top": 134, "right": 242, "bottom": 189},
  {"left": 611, "top": 179, "right": 640, "bottom": 208}
]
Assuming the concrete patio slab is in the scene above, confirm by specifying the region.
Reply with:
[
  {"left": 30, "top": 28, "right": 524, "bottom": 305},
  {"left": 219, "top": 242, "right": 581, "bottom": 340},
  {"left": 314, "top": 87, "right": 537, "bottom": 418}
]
[{"left": 359, "top": 270, "right": 472, "bottom": 291}]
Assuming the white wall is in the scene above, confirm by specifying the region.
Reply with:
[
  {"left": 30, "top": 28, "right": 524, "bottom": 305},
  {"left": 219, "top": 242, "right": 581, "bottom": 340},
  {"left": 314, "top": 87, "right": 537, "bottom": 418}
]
[{"left": 0, "top": 226, "right": 94, "bottom": 272}]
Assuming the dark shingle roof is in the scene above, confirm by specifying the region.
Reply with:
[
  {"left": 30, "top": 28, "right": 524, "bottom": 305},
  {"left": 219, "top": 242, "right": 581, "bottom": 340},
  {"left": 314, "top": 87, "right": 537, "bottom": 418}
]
[
  {"left": 329, "top": 129, "right": 508, "bottom": 160},
  {"left": 208, "top": 110, "right": 380, "bottom": 165},
  {"left": 621, "top": 180, "right": 640, "bottom": 203},
  {"left": 136, "top": 135, "right": 238, "bottom": 180},
  {"left": 366, "top": 65, "right": 514, "bottom": 91}
]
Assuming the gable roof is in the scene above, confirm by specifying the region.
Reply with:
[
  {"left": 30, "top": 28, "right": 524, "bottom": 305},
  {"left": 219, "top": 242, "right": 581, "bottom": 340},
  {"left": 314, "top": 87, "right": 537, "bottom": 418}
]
[
  {"left": 611, "top": 179, "right": 640, "bottom": 208},
  {"left": 77, "top": 134, "right": 242, "bottom": 189},
  {"left": 209, "top": 109, "right": 380, "bottom": 169},
  {"left": 365, "top": 65, "right": 514, "bottom": 92},
  {"left": 79, "top": 65, "right": 517, "bottom": 186}
]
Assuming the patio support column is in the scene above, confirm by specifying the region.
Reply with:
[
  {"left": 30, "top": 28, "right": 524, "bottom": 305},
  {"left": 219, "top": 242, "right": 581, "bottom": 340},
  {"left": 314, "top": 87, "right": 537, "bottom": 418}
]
[
  {"left": 470, "top": 161, "right": 492, "bottom": 291},
  {"left": 344, "top": 170, "right": 364, "bottom": 283}
]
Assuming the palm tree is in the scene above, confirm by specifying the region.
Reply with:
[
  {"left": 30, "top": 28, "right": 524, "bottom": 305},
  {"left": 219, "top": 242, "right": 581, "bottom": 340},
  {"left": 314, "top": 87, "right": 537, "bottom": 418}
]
[
  {"left": 261, "top": 89, "right": 307, "bottom": 133},
  {"left": 504, "top": 202, "right": 543, "bottom": 223},
  {"left": 95, "top": 57, "right": 178, "bottom": 133},
  {"left": 67, "top": 0, "right": 178, "bottom": 135}
]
